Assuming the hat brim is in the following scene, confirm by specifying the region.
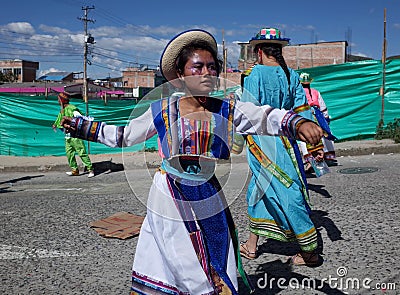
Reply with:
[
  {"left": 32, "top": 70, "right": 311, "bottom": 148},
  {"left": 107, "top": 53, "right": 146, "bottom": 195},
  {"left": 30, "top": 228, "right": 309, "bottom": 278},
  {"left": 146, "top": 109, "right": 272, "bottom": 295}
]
[
  {"left": 249, "top": 39, "right": 289, "bottom": 47},
  {"left": 160, "top": 29, "right": 218, "bottom": 84}
]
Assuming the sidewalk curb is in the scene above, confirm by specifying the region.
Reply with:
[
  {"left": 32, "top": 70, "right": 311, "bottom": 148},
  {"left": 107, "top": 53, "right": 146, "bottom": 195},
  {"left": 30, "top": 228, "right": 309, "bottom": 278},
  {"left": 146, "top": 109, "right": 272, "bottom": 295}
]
[
  {"left": 1, "top": 140, "right": 399, "bottom": 173},
  {"left": 335, "top": 141, "right": 400, "bottom": 157}
]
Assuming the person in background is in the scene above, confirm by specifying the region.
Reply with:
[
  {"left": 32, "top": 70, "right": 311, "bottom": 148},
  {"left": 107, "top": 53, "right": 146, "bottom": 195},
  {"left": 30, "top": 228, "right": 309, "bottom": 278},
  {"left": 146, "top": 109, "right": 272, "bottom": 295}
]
[
  {"left": 299, "top": 72, "right": 337, "bottom": 167},
  {"left": 60, "top": 29, "right": 323, "bottom": 293},
  {"left": 240, "top": 27, "right": 322, "bottom": 266},
  {"left": 52, "top": 92, "right": 94, "bottom": 178}
]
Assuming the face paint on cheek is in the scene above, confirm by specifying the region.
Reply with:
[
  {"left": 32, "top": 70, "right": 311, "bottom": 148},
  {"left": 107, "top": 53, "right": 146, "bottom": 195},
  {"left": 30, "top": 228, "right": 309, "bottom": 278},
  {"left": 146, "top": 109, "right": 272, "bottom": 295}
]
[{"left": 184, "top": 50, "right": 218, "bottom": 76}]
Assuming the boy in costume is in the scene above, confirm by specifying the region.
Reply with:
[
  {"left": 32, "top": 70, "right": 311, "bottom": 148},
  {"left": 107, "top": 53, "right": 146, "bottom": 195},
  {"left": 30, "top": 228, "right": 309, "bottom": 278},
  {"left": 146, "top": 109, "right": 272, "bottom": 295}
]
[
  {"left": 52, "top": 92, "right": 94, "bottom": 178},
  {"left": 299, "top": 72, "right": 337, "bottom": 167}
]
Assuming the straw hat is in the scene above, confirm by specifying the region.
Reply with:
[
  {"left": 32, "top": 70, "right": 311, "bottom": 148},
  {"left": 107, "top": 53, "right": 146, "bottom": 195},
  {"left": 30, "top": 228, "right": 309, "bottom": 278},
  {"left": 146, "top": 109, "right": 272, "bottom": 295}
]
[
  {"left": 58, "top": 92, "right": 70, "bottom": 104},
  {"left": 249, "top": 27, "right": 290, "bottom": 47},
  {"left": 299, "top": 72, "right": 313, "bottom": 84},
  {"left": 160, "top": 29, "right": 218, "bottom": 83}
]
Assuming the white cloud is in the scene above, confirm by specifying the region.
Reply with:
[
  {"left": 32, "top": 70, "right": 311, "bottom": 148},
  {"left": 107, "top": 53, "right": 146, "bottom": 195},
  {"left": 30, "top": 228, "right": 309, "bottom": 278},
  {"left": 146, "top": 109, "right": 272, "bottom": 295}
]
[
  {"left": 3, "top": 22, "right": 35, "bottom": 35},
  {"left": 39, "top": 25, "right": 72, "bottom": 35},
  {"left": 134, "top": 25, "right": 182, "bottom": 37},
  {"left": 0, "top": 22, "right": 247, "bottom": 78},
  {"left": 38, "top": 67, "right": 61, "bottom": 77},
  {"left": 352, "top": 51, "right": 368, "bottom": 58},
  {"left": 70, "top": 33, "right": 84, "bottom": 45},
  {"left": 94, "top": 35, "right": 165, "bottom": 64},
  {"left": 91, "top": 26, "right": 123, "bottom": 38}
]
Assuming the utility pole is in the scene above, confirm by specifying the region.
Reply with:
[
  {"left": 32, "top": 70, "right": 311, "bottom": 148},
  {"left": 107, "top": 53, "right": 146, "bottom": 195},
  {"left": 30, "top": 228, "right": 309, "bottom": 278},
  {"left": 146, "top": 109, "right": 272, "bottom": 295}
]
[
  {"left": 78, "top": 6, "right": 95, "bottom": 114},
  {"left": 380, "top": 8, "right": 387, "bottom": 124},
  {"left": 222, "top": 29, "right": 227, "bottom": 98},
  {"left": 78, "top": 6, "right": 95, "bottom": 153}
]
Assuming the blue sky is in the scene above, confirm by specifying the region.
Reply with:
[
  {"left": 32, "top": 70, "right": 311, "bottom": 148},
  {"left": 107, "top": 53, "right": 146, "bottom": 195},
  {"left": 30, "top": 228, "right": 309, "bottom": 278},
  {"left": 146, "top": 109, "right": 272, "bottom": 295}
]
[{"left": 1, "top": 0, "right": 399, "bottom": 79}]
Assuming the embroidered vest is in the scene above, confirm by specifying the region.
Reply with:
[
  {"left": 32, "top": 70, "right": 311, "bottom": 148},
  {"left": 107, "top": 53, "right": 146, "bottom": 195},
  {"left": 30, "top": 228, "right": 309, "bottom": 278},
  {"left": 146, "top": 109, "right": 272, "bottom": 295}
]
[{"left": 151, "top": 95, "right": 235, "bottom": 160}]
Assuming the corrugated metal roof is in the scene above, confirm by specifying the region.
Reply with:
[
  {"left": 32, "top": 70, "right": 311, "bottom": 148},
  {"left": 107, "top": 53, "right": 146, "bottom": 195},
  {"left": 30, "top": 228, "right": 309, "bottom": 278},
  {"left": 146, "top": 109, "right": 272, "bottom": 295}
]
[{"left": 37, "top": 72, "right": 73, "bottom": 81}]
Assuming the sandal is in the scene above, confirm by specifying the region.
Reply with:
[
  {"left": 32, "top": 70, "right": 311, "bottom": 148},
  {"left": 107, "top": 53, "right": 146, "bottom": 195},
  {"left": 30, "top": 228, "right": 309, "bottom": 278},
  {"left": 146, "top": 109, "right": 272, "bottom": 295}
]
[
  {"left": 290, "top": 252, "right": 321, "bottom": 267},
  {"left": 240, "top": 241, "right": 258, "bottom": 260}
]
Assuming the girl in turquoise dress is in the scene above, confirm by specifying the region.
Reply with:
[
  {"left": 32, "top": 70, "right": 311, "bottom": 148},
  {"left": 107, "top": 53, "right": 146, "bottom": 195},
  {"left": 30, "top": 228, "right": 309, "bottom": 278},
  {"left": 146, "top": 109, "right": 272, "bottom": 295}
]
[{"left": 240, "top": 27, "right": 321, "bottom": 266}]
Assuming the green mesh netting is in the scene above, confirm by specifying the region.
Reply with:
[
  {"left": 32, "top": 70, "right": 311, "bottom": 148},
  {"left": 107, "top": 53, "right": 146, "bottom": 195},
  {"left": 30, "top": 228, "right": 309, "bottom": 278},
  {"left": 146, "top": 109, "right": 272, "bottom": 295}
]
[
  {"left": 296, "top": 59, "right": 400, "bottom": 141},
  {"left": 0, "top": 94, "right": 158, "bottom": 156},
  {"left": 1, "top": 59, "right": 399, "bottom": 156}
]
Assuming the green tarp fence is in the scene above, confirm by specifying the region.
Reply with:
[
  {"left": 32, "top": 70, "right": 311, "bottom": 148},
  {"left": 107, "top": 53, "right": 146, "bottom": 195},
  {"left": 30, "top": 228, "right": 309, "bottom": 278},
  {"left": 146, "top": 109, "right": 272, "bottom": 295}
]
[
  {"left": 1, "top": 59, "right": 399, "bottom": 157},
  {"left": 296, "top": 59, "right": 400, "bottom": 141},
  {"left": 0, "top": 95, "right": 158, "bottom": 156}
]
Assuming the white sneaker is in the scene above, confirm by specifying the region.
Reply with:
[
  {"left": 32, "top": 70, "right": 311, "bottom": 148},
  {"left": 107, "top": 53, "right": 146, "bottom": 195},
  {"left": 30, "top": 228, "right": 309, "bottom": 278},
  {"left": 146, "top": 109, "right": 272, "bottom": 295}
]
[
  {"left": 66, "top": 170, "right": 79, "bottom": 176},
  {"left": 88, "top": 171, "right": 95, "bottom": 178}
]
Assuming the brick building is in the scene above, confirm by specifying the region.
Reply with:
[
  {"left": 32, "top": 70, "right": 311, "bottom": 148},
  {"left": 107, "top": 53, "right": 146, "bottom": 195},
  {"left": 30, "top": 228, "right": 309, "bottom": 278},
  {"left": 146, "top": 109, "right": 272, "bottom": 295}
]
[
  {"left": 122, "top": 67, "right": 164, "bottom": 88},
  {"left": 0, "top": 59, "right": 39, "bottom": 82},
  {"left": 284, "top": 41, "right": 348, "bottom": 69},
  {"left": 237, "top": 41, "right": 348, "bottom": 70}
]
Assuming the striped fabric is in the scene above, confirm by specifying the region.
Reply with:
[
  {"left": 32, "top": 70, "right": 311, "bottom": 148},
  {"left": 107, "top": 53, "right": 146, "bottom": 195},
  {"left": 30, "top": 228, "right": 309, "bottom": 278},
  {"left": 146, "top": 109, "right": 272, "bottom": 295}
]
[
  {"left": 280, "top": 136, "right": 309, "bottom": 202},
  {"left": 305, "top": 142, "right": 325, "bottom": 153},
  {"left": 180, "top": 118, "right": 213, "bottom": 156},
  {"left": 71, "top": 117, "right": 103, "bottom": 142},
  {"left": 151, "top": 96, "right": 235, "bottom": 160},
  {"left": 165, "top": 173, "right": 237, "bottom": 294},
  {"left": 246, "top": 135, "right": 293, "bottom": 188},
  {"left": 131, "top": 271, "right": 189, "bottom": 295},
  {"left": 249, "top": 216, "right": 318, "bottom": 252},
  {"left": 281, "top": 110, "right": 307, "bottom": 139},
  {"left": 293, "top": 103, "right": 311, "bottom": 114},
  {"left": 189, "top": 231, "right": 212, "bottom": 285}
]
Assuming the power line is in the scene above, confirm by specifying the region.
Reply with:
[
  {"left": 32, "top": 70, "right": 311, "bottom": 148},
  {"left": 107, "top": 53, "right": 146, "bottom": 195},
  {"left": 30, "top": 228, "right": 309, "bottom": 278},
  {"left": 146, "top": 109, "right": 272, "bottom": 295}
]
[
  {"left": 94, "top": 46, "right": 158, "bottom": 63},
  {"left": 92, "top": 7, "right": 165, "bottom": 41},
  {"left": 0, "top": 4, "right": 167, "bottom": 78}
]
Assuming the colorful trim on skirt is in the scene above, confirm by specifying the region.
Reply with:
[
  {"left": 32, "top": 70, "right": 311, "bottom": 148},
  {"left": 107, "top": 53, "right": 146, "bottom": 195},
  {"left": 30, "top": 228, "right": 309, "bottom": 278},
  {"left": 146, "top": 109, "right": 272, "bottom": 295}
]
[
  {"left": 131, "top": 270, "right": 183, "bottom": 295},
  {"left": 249, "top": 216, "right": 318, "bottom": 252},
  {"left": 131, "top": 271, "right": 219, "bottom": 295}
]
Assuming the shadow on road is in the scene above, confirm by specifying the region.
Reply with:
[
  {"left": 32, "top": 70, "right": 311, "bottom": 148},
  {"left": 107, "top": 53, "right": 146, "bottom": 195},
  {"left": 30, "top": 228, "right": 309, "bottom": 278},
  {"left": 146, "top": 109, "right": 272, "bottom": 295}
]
[
  {"left": 238, "top": 258, "right": 348, "bottom": 294},
  {"left": 310, "top": 209, "right": 344, "bottom": 259},
  {"left": 307, "top": 183, "right": 333, "bottom": 198},
  {"left": 0, "top": 175, "right": 45, "bottom": 193},
  {"left": 0, "top": 175, "right": 44, "bottom": 185},
  {"left": 236, "top": 210, "right": 345, "bottom": 293},
  {"left": 311, "top": 210, "right": 344, "bottom": 243},
  {"left": 92, "top": 160, "right": 124, "bottom": 176}
]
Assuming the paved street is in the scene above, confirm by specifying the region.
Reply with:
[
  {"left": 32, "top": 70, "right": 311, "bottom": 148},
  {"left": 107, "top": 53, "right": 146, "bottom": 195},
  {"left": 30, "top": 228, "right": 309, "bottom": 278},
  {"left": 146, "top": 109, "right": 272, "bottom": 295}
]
[{"left": 0, "top": 153, "right": 399, "bottom": 294}]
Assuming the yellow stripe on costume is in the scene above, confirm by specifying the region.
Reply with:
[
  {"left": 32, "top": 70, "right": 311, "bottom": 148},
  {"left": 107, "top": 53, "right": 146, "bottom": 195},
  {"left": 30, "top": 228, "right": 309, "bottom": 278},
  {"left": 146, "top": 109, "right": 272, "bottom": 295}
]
[
  {"left": 246, "top": 135, "right": 293, "bottom": 188},
  {"left": 162, "top": 99, "right": 172, "bottom": 154},
  {"left": 293, "top": 104, "right": 310, "bottom": 113},
  {"left": 88, "top": 121, "right": 98, "bottom": 141},
  {"left": 306, "top": 142, "right": 324, "bottom": 153}
]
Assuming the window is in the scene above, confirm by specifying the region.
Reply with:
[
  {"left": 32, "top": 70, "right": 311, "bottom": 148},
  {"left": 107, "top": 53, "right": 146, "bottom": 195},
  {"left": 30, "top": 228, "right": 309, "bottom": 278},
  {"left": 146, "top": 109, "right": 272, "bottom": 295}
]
[{"left": 13, "top": 68, "right": 22, "bottom": 76}]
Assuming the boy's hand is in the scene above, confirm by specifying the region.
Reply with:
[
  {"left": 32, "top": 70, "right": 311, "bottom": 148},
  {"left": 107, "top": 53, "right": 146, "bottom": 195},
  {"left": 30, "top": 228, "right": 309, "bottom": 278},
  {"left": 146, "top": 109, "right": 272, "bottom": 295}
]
[{"left": 60, "top": 117, "right": 75, "bottom": 133}]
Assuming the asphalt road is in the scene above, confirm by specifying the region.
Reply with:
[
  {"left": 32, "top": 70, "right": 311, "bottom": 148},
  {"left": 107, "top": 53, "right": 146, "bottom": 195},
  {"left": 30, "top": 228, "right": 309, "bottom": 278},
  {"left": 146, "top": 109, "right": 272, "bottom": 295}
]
[{"left": 0, "top": 153, "right": 399, "bottom": 294}]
